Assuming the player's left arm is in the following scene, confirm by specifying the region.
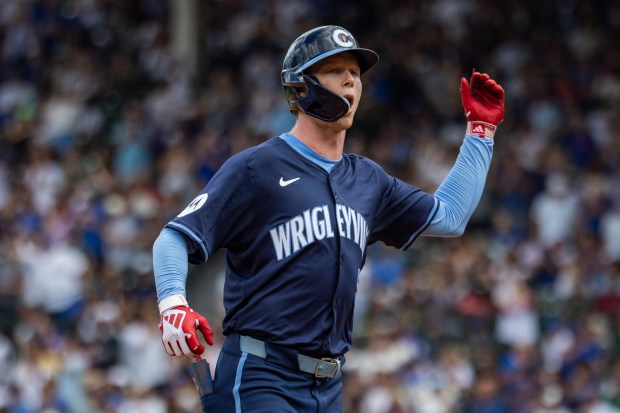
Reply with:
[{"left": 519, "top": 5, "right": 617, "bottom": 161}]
[
  {"left": 423, "top": 71, "right": 504, "bottom": 237},
  {"left": 153, "top": 227, "right": 214, "bottom": 359}
]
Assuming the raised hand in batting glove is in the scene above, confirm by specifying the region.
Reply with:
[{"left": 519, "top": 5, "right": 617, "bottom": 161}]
[
  {"left": 460, "top": 70, "right": 505, "bottom": 139},
  {"left": 159, "top": 295, "right": 213, "bottom": 358}
]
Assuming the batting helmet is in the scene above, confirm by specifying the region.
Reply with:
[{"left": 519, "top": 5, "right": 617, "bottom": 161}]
[{"left": 281, "top": 25, "right": 379, "bottom": 122}]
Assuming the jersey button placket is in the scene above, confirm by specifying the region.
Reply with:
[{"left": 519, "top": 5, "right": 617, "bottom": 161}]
[{"left": 329, "top": 175, "right": 338, "bottom": 199}]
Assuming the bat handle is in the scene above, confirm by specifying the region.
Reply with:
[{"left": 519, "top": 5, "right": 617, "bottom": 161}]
[{"left": 189, "top": 357, "right": 214, "bottom": 412}]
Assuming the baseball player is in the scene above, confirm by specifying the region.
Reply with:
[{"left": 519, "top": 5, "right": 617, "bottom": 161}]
[{"left": 154, "top": 25, "right": 504, "bottom": 412}]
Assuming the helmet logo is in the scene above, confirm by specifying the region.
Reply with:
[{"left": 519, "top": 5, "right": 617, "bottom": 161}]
[{"left": 332, "top": 29, "right": 354, "bottom": 47}]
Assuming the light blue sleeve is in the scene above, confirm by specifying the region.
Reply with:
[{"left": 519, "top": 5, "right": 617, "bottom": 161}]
[
  {"left": 153, "top": 227, "right": 194, "bottom": 303},
  {"left": 423, "top": 135, "right": 493, "bottom": 237}
]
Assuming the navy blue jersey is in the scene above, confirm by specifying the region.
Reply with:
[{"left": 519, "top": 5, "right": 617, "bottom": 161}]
[{"left": 167, "top": 137, "right": 436, "bottom": 356}]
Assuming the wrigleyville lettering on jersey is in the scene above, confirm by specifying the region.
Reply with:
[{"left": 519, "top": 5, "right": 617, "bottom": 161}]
[
  {"left": 269, "top": 203, "right": 369, "bottom": 261},
  {"left": 179, "top": 194, "right": 370, "bottom": 262}
]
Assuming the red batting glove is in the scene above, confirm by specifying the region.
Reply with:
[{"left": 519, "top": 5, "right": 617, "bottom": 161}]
[
  {"left": 460, "top": 71, "right": 505, "bottom": 139},
  {"left": 159, "top": 305, "right": 214, "bottom": 358}
]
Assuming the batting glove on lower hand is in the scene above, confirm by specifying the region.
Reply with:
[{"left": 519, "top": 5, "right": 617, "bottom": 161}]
[
  {"left": 460, "top": 71, "right": 505, "bottom": 139},
  {"left": 159, "top": 304, "right": 213, "bottom": 359}
]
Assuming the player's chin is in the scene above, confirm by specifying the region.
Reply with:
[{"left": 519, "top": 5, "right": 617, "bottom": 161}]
[
  {"left": 332, "top": 118, "right": 353, "bottom": 131},
  {"left": 338, "top": 111, "right": 355, "bottom": 129}
]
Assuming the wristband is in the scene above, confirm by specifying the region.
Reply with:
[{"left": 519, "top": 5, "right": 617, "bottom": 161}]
[
  {"left": 158, "top": 294, "right": 188, "bottom": 313},
  {"left": 466, "top": 121, "right": 496, "bottom": 139}
]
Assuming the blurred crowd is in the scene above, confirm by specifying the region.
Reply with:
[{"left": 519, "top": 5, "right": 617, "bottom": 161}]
[{"left": 0, "top": 0, "right": 619, "bottom": 412}]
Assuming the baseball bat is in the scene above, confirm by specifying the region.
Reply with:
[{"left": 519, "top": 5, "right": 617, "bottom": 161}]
[{"left": 189, "top": 356, "right": 214, "bottom": 413}]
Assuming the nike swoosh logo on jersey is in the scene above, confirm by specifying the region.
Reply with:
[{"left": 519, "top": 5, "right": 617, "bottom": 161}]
[{"left": 279, "top": 177, "right": 301, "bottom": 187}]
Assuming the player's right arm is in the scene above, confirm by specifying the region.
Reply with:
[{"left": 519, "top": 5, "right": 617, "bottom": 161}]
[
  {"left": 423, "top": 135, "right": 493, "bottom": 237},
  {"left": 423, "top": 71, "right": 504, "bottom": 237},
  {"left": 154, "top": 226, "right": 213, "bottom": 359}
]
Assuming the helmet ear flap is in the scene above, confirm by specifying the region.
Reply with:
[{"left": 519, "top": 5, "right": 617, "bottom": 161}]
[
  {"left": 282, "top": 70, "right": 306, "bottom": 114},
  {"left": 283, "top": 74, "right": 350, "bottom": 122},
  {"left": 282, "top": 70, "right": 304, "bottom": 87},
  {"left": 296, "top": 74, "right": 350, "bottom": 122}
]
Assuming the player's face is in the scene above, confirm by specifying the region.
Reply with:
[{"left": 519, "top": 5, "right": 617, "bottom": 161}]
[{"left": 309, "top": 53, "right": 362, "bottom": 127}]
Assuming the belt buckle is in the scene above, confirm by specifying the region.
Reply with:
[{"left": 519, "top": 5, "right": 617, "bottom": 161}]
[{"left": 314, "top": 357, "right": 340, "bottom": 378}]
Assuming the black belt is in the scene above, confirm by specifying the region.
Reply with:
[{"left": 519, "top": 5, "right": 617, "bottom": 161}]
[{"left": 226, "top": 334, "right": 342, "bottom": 379}]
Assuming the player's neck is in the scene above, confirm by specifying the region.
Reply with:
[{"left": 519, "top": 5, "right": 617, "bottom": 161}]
[{"left": 289, "top": 118, "right": 346, "bottom": 161}]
